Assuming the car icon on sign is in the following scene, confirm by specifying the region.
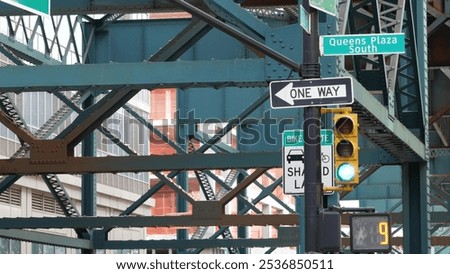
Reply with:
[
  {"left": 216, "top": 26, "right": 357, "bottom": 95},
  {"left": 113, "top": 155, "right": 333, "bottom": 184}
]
[{"left": 287, "top": 149, "right": 304, "bottom": 164}]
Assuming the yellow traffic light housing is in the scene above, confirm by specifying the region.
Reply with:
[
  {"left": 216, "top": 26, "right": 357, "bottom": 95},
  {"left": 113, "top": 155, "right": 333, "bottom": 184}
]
[{"left": 334, "top": 112, "right": 359, "bottom": 185}]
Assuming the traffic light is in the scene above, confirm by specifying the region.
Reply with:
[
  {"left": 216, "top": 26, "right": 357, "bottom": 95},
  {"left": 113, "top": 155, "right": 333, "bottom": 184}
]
[{"left": 333, "top": 112, "right": 359, "bottom": 185}]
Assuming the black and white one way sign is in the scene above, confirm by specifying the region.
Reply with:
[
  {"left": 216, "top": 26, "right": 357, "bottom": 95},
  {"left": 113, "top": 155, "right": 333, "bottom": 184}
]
[{"left": 269, "top": 77, "right": 353, "bottom": 109}]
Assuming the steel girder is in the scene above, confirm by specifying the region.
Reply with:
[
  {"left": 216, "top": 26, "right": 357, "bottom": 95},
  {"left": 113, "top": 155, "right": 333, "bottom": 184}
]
[
  {"left": 0, "top": 1, "right": 304, "bottom": 252},
  {"left": 346, "top": 0, "right": 425, "bottom": 135},
  {"left": 0, "top": 0, "right": 299, "bottom": 16},
  {"left": 427, "top": 1, "right": 450, "bottom": 254},
  {"left": 0, "top": 4, "right": 303, "bottom": 251},
  {"left": 0, "top": 60, "right": 268, "bottom": 92},
  {"left": 341, "top": 0, "right": 430, "bottom": 253}
]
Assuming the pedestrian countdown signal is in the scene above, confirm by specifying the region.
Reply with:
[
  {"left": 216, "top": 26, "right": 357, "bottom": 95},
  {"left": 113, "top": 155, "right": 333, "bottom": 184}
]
[{"left": 350, "top": 214, "right": 391, "bottom": 253}]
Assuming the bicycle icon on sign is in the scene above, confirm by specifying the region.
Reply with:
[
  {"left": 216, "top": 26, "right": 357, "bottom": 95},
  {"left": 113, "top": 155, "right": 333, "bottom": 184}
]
[{"left": 321, "top": 153, "right": 330, "bottom": 163}]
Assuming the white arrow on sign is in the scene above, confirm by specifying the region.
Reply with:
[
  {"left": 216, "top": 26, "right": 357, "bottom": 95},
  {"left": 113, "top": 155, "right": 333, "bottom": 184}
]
[{"left": 275, "top": 82, "right": 347, "bottom": 105}]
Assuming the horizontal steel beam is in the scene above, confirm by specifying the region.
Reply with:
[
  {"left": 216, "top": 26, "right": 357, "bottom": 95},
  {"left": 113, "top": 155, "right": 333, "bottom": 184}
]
[
  {"left": 0, "top": 229, "right": 90, "bottom": 249},
  {"left": 342, "top": 236, "right": 450, "bottom": 247},
  {"left": 342, "top": 212, "right": 449, "bottom": 225},
  {"left": 4, "top": 211, "right": 444, "bottom": 231},
  {"left": 0, "top": 0, "right": 297, "bottom": 16},
  {"left": 0, "top": 214, "right": 299, "bottom": 229},
  {"left": 0, "top": 152, "right": 281, "bottom": 175},
  {"left": 242, "top": 0, "right": 297, "bottom": 6},
  {"left": 101, "top": 237, "right": 297, "bottom": 250},
  {"left": 1, "top": 229, "right": 299, "bottom": 249},
  {"left": 0, "top": 59, "right": 268, "bottom": 92}
]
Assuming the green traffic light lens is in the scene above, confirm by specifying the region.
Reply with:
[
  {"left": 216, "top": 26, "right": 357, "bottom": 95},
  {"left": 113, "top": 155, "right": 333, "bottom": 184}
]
[{"left": 336, "top": 163, "right": 356, "bottom": 181}]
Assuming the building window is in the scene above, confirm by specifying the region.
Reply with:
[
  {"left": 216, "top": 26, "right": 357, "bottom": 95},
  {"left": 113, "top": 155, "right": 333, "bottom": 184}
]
[
  {"left": 32, "top": 243, "right": 66, "bottom": 254},
  {"left": 31, "top": 191, "right": 64, "bottom": 215},
  {"left": 0, "top": 186, "right": 21, "bottom": 206},
  {"left": 112, "top": 249, "right": 140, "bottom": 254},
  {"left": 0, "top": 238, "right": 21, "bottom": 254}
]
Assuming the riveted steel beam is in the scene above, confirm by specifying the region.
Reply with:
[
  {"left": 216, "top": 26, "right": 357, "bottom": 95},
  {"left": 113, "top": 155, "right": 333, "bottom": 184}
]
[
  {"left": 0, "top": 229, "right": 91, "bottom": 249},
  {"left": 0, "top": 60, "right": 268, "bottom": 93},
  {"left": 0, "top": 151, "right": 281, "bottom": 175},
  {"left": 0, "top": 214, "right": 299, "bottom": 229},
  {"left": 0, "top": 0, "right": 298, "bottom": 16},
  {"left": 100, "top": 235, "right": 299, "bottom": 250}
]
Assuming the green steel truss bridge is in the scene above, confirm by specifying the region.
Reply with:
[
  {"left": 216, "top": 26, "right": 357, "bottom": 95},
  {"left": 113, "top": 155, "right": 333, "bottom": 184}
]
[{"left": 0, "top": 0, "right": 448, "bottom": 254}]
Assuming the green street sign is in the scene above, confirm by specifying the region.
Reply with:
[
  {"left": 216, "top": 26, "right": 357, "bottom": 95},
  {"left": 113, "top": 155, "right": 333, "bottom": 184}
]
[
  {"left": 320, "top": 33, "right": 405, "bottom": 56},
  {"left": 299, "top": 5, "right": 310, "bottom": 34},
  {"left": 283, "top": 129, "right": 333, "bottom": 146},
  {"left": 310, "top": 0, "right": 337, "bottom": 17},
  {"left": 1, "top": 0, "right": 50, "bottom": 16}
]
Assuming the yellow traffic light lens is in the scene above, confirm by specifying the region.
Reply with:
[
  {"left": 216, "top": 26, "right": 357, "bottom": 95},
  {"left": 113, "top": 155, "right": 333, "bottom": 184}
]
[
  {"left": 336, "top": 163, "right": 356, "bottom": 181},
  {"left": 335, "top": 117, "right": 355, "bottom": 135},
  {"left": 336, "top": 140, "right": 354, "bottom": 157}
]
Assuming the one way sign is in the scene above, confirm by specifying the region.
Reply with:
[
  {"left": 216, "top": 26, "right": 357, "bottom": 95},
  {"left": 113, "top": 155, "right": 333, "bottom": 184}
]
[{"left": 269, "top": 77, "right": 353, "bottom": 109}]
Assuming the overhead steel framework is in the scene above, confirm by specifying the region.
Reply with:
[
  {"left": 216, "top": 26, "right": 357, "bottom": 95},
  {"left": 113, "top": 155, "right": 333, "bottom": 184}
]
[{"left": 0, "top": 0, "right": 447, "bottom": 254}]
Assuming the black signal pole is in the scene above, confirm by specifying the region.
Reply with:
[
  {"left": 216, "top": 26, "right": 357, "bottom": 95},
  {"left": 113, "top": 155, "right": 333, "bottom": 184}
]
[{"left": 302, "top": 1, "right": 322, "bottom": 253}]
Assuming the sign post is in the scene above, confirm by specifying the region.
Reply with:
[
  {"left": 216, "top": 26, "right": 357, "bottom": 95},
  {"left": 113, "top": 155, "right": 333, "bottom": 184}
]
[
  {"left": 1, "top": 0, "right": 50, "bottom": 17},
  {"left": 301, "top": 0, "right": 322, "bottom": 253},
  {"left": 282, "top": 130, "right": 334, "bottom": 195}
]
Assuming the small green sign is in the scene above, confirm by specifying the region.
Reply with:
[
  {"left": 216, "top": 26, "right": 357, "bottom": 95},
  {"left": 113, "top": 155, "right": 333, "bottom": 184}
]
[
  {"left": 299, "top": 5, "right": 310, "bottom": 34},
  {"left": 310, "top": 0, "right": 337, "bottom": 17},
  {"left": 320, "top": 33, "right": 405, "bottom": 56},
  {"left": 283, "top": 129, "right": 333, "bottom": 146},
  {"left": 1, "top": 0, "right": 50, "bottom": 16}
]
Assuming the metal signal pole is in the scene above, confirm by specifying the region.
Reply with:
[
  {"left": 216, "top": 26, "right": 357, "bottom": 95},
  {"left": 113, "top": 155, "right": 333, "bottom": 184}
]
[{"left": 301, "top": 0, "right": 322, "bottom": 253}]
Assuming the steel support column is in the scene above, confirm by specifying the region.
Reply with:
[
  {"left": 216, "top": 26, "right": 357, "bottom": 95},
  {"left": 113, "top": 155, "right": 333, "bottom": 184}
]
[
  {"left": 302, "top": 1, "right": 322, "bottom": 253},
  {"left": 402, "top": 162, "right": 430, "bottom": 253},
  {"left": 236, "top": 172, "right": 248, "bottom": 254},
  {"left": 81, "top": 94, "right": 96, "bottom": 253},
  {"left": 176, "top": 99, "right": 189, "bottom": 248}
]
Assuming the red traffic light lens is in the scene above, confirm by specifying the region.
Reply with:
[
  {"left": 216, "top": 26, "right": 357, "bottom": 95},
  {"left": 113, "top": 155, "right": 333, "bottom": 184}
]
[{"left": 335, "top": 117, "right": 355, "bottom": 135}]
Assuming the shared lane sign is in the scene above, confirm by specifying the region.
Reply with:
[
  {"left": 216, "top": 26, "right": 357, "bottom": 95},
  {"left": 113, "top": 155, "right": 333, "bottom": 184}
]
[{"left": 282, "top": 129, "right": 334, "bottom": 195}]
